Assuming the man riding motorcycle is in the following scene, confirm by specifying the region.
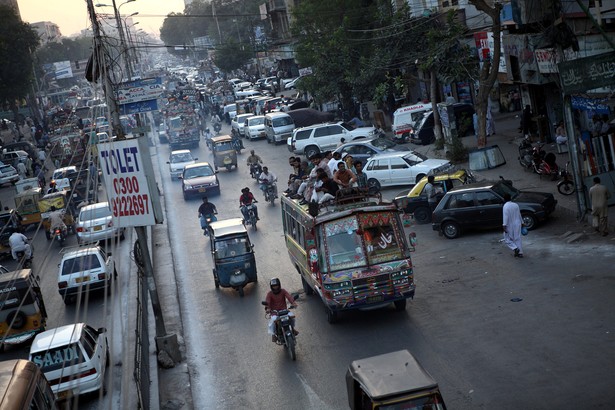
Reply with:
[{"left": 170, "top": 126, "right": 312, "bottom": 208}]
[
  {"left": 258, "top": 166, "right": 278, "bottom": 199},
  {"left": 48, "top": 206, "right": 67, "bottom": 237},
  {"left": 9, "top": 231, "right": 32, "bottom": 261},
  {"left": 246, "top": 150, "right": 263, "bottom": 178},
  {"left": 197, "top": 196, "right": 218, "bottom": 235},
  {"left": 265, "top": 278, "right": 298, "bottom": 342},
  {"left": 239, "top": 187, "right": 259, "bottom": 222}
]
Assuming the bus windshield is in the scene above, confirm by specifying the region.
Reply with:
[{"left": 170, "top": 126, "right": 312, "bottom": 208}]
[{"left": 320, "top": 213, "right": 404, "bottom": 271}]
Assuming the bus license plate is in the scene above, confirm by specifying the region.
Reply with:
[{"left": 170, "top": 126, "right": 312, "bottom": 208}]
[{"left": 367, "top": 295, "right": 383, "bottom": 303}]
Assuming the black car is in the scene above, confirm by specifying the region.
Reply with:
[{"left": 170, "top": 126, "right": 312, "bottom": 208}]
[{"left": 431, "top": 180, "right": 557, "bottom": 239}]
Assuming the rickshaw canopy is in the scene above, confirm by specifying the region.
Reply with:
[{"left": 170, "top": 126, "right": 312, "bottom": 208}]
[{"left": 209, "top": 218, "right": 248, "bottom": 238}]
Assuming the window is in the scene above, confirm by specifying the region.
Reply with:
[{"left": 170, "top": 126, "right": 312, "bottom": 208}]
[
  {"left": 214, "top": 237, "right": 251, "bottom": 259},
  {"left": 323, "top": 217, "right": 366, "bottom": 270},
  {"left": 184, "top": 166, "right": 214, "bottom": 179},
  {"left": 314, "top": 127, "right": 329, "bottom": 138},
  {"left": 295, "top": 129, "right": 311, "bottom": 140},
  {"left": 390, "top": 159, "right": 408, "bottom": 170},
  {"left": 361, "top": 222, "right": 403, "bottom": 264},
  {"left": 328, "top": 125, "right": 343, "bottom": 135},
  {"left": 62, "top": 254, "right": 102, "bottom": 275},
  {"left": 371, "top": 160, "right": 389, "bottom": 171},
  {"left": 30, "top": 343, "right": 85, "bottom": 372},
  {"left": 445, "top": 193, "right": 475, "bottom": 209},
  {"left": 80, "top": 330, "right": 96, "bottom": 359},
  {"left": 476, "top": 191, "right": 501, "bottom": 206},
  {"left": 79, "top": 206, "right": 112, "bottom": 221}
]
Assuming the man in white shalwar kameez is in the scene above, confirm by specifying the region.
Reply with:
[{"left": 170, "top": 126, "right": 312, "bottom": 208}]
[{"left": 502, "top": 193, "right": 523, "bottom": 257}]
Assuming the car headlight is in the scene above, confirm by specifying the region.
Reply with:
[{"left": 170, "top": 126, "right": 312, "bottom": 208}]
[{"left": 184, "top": 184, "right": 193, "bottom": 189}]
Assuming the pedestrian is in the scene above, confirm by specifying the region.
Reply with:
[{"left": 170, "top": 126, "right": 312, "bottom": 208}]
[
  {"left": 445, "top": 93, "right": 456, "bottom": 104},
  {"left": 424, "top": 175, "right": 440, "bottom": 218},
  {"left": 589, "top": 177, "right": 611, "bottom": 236},
  {"left": 25, "top": 156, "right": 33, "bottom": 177},
  {"left": 16, "top": 161, "right": 27, "bottom": 179},
  {"left": 502, "top": 193, "right": 524, "bottom": 258},
  {"left": 521, "top": 105, "right": 533, "bottom": 137}
]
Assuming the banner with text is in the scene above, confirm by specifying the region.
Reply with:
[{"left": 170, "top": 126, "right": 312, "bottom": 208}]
[
  {"left": 558, "top": 51, "right": 615, "bottom": 94},
  {"left": 98, "top": 139, "right": 156, "bottom": 226}
]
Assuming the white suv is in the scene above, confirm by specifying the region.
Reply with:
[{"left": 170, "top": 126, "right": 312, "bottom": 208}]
[
  {"left": 29, "top": 323, "right": 109, "bottom": 401},
  {"left": 288, "top": 122, "right": 377, "bottom": 158},
  {"left": 57, "top": 246, "right": 116, "bottom": 305}
]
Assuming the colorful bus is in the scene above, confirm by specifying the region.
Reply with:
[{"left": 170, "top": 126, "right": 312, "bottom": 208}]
[{"left": 281, "top": 192, "right": 416, "bottom": 323}]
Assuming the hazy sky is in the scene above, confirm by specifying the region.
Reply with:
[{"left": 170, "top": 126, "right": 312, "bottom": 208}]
[{"left": 18, "top": 0, "right": 186, "bottom": 36}]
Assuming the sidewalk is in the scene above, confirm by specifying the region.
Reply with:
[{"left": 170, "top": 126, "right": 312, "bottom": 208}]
[{"left": 408, "top": 111, "right": 615, "bottom": 237}]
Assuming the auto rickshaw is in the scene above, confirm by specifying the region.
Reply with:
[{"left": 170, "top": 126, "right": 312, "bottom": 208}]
[
  {"left": 0, "top": 269, "right": 48, "bottom": 351},
  {"left": 14, "top": 186, "right": 43, "bottom": 229},
  {"left": 210, "top": 135, "right": 237, "bottom": 171},
  {"left": 0, "top": 209, "right": 23, "bottom": 259},
  {"left": 209, "top": 218, "right": 257, "bottom": 297},
  {"left": 346, "top": 350, "right": 447, "bottom": 410},
  {"left": 37, "top": 191, "right": 75, "bottom": 240}
]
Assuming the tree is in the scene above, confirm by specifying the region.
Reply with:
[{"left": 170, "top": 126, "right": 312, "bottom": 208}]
[
  {"left": 0, "top": 6, "right": 40, "bottom": 122},
  {"left": 213, "top": 39, "right": 253, "bottom": 72},
  {"left": 35, "top": 36, "right": 93, "bottom": 65},
  {"left": 160, "top": 13, "right": 193, "bottom": 57},
  {"left": 469, "top": 0, "right": 502, "bottom": 148}
]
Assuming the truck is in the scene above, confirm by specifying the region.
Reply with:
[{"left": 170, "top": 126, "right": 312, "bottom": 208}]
[{"left": 163, "top": 92, "right": 201, "bottom": 150}]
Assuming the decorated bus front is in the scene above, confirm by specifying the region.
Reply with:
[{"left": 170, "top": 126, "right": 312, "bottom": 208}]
[{"left": 314, "top": 211, "right": 414, "bottom": 311}]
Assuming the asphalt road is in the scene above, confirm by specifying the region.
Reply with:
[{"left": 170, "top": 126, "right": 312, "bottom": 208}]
[
  {"left": 0, "top": 181, "right": 137, "bottom": 409},
  {"left": 156, "top": 122, "right": 615, "bottom": 409}
]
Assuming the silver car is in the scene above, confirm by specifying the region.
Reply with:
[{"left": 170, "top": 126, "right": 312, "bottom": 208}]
[{"left": 76, "top": 202, "right": 125, "bottom": 245}]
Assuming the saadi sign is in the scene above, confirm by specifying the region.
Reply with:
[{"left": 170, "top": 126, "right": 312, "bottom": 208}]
[{"left": 558, "top": 52, "right": 615, "bottom": 94}]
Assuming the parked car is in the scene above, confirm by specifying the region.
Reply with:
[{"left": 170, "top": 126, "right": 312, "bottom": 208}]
[
  {"left": 284, "top": 76, "right": 304, "bottom": 90},
  {"left": 232, "top": 113, "right": 254, "bottom": 137},
  {"left": 410, "top": 103, "right": 475, "bottom": 145},
  {"left": 179, "top": 162, "right": 220, "bottom": 199},
  {"left": 0, "top": 164, "right": 19, "bottom": 186},
  {"left": 431, "top": 180, "right": 557, "bottom": 238},
  {"left": 393, "top": 169, "right": 476, "bottom": 223},
  {"left": 363, "top": 151, "right": 453, "bottom": 190},
  {"left": 29, "top": 323, "right": 109, "bottom": 401},
  {"left": 289, "top": 122, "right": 378, "bottom": 157},
  {"left": 1, "top": 141, "right": 37, "bottom": 159},
  {"left": 244, "top": 115, "right": 266, "bottom": 140},
  {"left": 76, "top": 201, "right": 126, "bottom": 245},
  {"left": 167, "top": 149, "right": 197, "bottom": 179},
  {"left": 334, "top": 137, "right": 406, "bottom": 164},
  {"left": 57, "top": 245, "right": 116, "bottom": 304},
  {"left": 1, "top": 149, "right": 29, "bottom": 165}
]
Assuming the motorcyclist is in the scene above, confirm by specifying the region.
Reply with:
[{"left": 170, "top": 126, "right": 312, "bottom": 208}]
[
  {"left": 239, "top": 187, "right": 259, "bottom": 222},
  {"left": 212, "top": 113, "right": 222, "bottom": 134},
  {"left": 48, "top": 206, "right": 67, "bottom": 236},
  {"left": 258, "top": 166, "right": 278, "bottom": 198},
  {"left": 197, "top": 196, "right": 218, "bottom": 235},
  {"left": 246, "top": 150, "right": 263, "bottom": 178},
  {"left": 9, "top": 231, "right": 32, "bottom": 261},
  {"left": 46, "top": 181, "right": 58, "bottom": 194},
  {"left": 265, "top": 278, "right": 298, "bottom": 342}
]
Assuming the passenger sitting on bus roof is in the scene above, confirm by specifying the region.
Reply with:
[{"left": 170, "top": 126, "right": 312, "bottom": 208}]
[
  {"left": 314, "top": 172, "right": 339, "bottom": 204},
  {"left": 333, "top": 161, "right": 357, "bottom": 189}
]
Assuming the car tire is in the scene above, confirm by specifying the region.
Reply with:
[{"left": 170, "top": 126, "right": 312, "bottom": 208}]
[
  {"left": 301, "top": 275, "right": 313, "bottom": 295},
  {"left": 521, "top": 213, "right": 537, "bottom": 230},
  {"left": 394, "top": 299, "right": 407, "bottom": 311},
  {"left": 304, "top": 146, "right": 320, "bottom": 159},
  {"left": 63, "top": 295, "right": 73, "bottom": 305},
  {"left": 183, "top": 191, "right": 188, "bottom": 200},
  {"left": 415, "top": 174, "right": 426, "bottom": 184},
  {"left": 441, "top": 221, "right": 460, "bottom": 239},
  {"left": 412, "top": 206, "right": 431, "bottom": 224},
  {"left": 367, "top": 178, "right": 381, "bottom": 192}
]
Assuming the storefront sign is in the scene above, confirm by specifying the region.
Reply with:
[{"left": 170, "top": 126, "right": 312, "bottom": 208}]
[
  {"left": 98, "top": 139, "right": 156, "bottom": 226},
  {"left": 535, "top": 48, "right": 558, "bottom": 73},
  {"left": 558, "top": 52, "right": 615, "bottom": 94}
]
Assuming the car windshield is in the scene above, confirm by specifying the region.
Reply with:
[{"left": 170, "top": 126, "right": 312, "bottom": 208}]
[
  {"left": 361, "top": 223, "right": 403, "bottom": 264},
  {"left": 31, "top": 343, "right": 86, "bottom": 372},
  {"left": 249, "top": 117, "right": 265, "bottom": 126},
  {"left": 403, "top": 152, "right": 428, "bottom": 166},
  {"left": 80, "top": 206, "right": 111, "bottom": 221},
  {"left": 273, "top": 117, "right": 293, "bottom": 126},
  {"left": 214, "top": 237, "right": 251, "bottom": 259},
  {"left": 370, "top": 138, "right": 396, "bottom": 150},
  {"left": 62, "top": 254, "right": 102, "bottom": 275},
  {"left": 170, "top": 153, "right": 193, "bottom": 163},
  {"left": 184, "top": 166, "right": 214, "bottom": 179},
  {"left": 491, "top": 181, "right": 520, "bottom": 199}
]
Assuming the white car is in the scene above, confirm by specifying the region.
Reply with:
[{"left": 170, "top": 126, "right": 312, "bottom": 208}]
[
  {"left": 364, "top": 151, "right": 453, "bottom": 190},
  {"left": 76, "top": 201, "right": 126, "bottom": 245},
  {"left": 57, "top": 246, "right": 116, "bottom": 305},
  {"left": 29, "top": 323, "right": 109, "bottom": 401},
  {"left": 232, "top": 113, "right": 254, "bottom": 137},
  {"left": 52, "top": 166, "right": 78, "bottom": 181},
  {"left": 244, "top": 115, "right": 266, "bottom": 140},
  {"left": 284, "top": 77, "right": 301, "bottom": 89},
  {"left": 0, "top": 164, "right": 19, "bottom": 186},
  {"left": 167, "top": 149, "right": 197, "bottom": 179},
  {"left": 288, "top": 122, "right": 378, "bottom": 157}
]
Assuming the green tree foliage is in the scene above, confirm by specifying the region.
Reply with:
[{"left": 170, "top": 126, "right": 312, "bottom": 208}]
[
  {"left": 0, "top": 6, "right": 40, "bottom": 117},
  {"left": 213, "top": 39, "right": 253, "bottom": 72},
  {"left": 35, "top": 36, "right": 93, "bottom": 65},
  {"left": 160, "top": 12, "right": 193, "bottom": 57}
]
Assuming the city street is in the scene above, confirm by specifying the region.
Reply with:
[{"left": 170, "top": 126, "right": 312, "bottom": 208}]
[{"left": 154, "top": 122, "right": 615, "bottom": 409}]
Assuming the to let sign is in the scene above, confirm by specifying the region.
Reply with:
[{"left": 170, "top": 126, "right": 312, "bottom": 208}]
[
  {"left": 98, "top": 139, "right": 156, "bottom": 226},
  {"left": 558, "top": 51, "right": 615, "bottom": 94}
]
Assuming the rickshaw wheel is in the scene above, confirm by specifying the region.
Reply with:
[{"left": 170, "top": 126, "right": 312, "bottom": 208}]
[
  {"left": 226, "top": 165, "right": 232, "bottom": 171},
  {"left": 213, "top": 270, "right": 219, "bottom": 289},
  {"left": 238, "top": 287, "right": 244, "bottom": 297}
]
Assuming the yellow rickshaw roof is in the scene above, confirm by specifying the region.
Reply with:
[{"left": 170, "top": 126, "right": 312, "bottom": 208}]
[{"left": 210, "top": 135, "right": 233, "bottom": 143}]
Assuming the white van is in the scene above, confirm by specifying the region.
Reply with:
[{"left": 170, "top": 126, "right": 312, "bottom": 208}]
[
  {"left": 264, "top": 112, "right": 295, "bottom": 145},
  {"left": 392, "top": 102, "right": 432, "bottom": 141}
]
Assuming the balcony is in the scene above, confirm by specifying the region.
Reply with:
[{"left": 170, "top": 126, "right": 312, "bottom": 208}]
[{"left": 268, "top": 0, "right": 287, "bottom": 13}]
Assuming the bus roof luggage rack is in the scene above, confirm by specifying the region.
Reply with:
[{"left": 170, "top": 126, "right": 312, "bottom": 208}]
[{"left": 311, "top": 188, "right": 383, "bottom": 216}]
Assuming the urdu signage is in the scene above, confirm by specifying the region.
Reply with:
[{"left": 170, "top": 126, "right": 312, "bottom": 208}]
[{"left": 558, "top": 52, "right": 615, "bottom": 94}]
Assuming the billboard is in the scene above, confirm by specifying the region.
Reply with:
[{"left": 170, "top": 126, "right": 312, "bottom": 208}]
[{"left": 117, "top": 77, "right": 163, "bottom": 105}]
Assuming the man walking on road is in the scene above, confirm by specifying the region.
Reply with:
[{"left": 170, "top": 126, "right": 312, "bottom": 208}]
[
  {"left": 502, "top": 193, "right": 524, "bottom": 258},
  {"left": 589, "top": 177, "right": 611, "bottom": 236}
]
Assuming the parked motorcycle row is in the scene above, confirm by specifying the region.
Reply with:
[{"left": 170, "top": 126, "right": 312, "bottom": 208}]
[{"left": 518, "top": 136, "right": 575, "bottom": 195}]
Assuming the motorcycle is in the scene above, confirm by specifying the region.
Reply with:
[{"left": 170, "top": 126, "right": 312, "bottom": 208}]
[
  {"left": 231, "top": 136, "right": 243, "bottom": 154},
  {"left": 262, "top": 295, "right": 299, "bottom": 361},
  {"left": 262, "top": 181, "right": 278, "bottom": 204},
  {"left": 213, "top": 122, "right": 222, "bottom": 135},
  {"left": 518, "top": 136, "right": 534, "bottom": 170},
  {"left": 15, "top": 249, "right": 33, "bottom": 269},
  {"left": 241, "top": 203, "right": 258, "bottom": 230},
  {"left": 53, "top": 227, "right": 67, "bottom": 247},
  {"left": 249, "top": 163, "right": 262, "bottom": 180},
  {"left": 557, "top": 161, "right": 575, "bottom": 196},
  {"left": 200, "top": 213, "right": 217, "bottom": 237},
  {"left": 536, "top": 152, "right": 559, "bottom": 180}
]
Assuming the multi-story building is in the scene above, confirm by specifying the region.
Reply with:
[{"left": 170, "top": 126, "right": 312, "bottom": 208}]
[{"left": 30, "top": 21, "right": 62, "bottom": 44}]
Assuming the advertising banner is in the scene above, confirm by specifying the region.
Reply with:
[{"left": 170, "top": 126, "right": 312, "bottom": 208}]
[{"left": 117, "top": 77, "right": 163, "bottom": 105}]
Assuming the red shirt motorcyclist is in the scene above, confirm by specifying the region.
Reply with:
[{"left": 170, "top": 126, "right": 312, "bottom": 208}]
[
  {"left": 265, "top": 278, "right": 298, "bottom": 342},
  {"left": 239, "top": 187, "right": 259, "bottom": 221}
]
